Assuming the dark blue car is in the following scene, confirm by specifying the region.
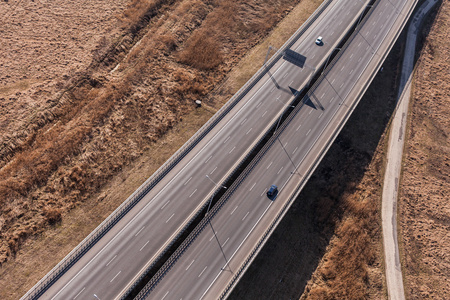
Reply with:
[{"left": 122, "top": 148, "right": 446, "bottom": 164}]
[{"left": 267, "top": 185, "right": 278, "bottom": 198}]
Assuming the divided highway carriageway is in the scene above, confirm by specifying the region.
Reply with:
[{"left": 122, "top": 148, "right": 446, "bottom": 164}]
[
  {"left": 142, "top": 0, "right": 418, "bottom": 298},
  {"left": 23, "top": 0, "right": 373, "bottom": 299}
]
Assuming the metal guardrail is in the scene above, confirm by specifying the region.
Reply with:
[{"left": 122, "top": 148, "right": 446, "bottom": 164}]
[
  {"left": 21, "top": 1, "right": 335, "bottom": 299},
  {"left": 133, "top": 0, "right": 418, "bottom": 297},
  {"left": 218, "top": 0, "right": 420, "bottom": 298},
  {"left": 133, "top": 58, "right": 312, "bottom": 299},
  {"left": 122, "top": 0, "right": 336, "bottom": 298}
]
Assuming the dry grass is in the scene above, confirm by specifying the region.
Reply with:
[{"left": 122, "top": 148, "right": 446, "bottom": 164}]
[
  {"left": 0, "top": 0, "right": 302, "bottom": 265},
  {"left": 178, "top": 30, "right": 224, "bottom": 70},
  {"left": 230, "top": 9, "right": 407, "bottom": 298},
  {"left": 0, "top": 0, "right": 304, "bottom": 298},
  {"left": 0, "top": 105, "right": 215, "bottom": 299},
  {"left": 398, "top": 1, "right": 450, "bottom": 298},
  {"left": 119, "top": 0, "right": 168, "bottom": 34}
]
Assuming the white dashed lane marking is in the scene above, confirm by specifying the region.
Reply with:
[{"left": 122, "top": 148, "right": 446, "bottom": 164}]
[
  {"left": 135, "top": 226, "right": 145, "bottom": 237},
  {"left": 73, "top": 287, "right": 85, "bottom": 300},
  {"left": 184, "top": 177, "right": 192, "bottom": 186},
  {"left": 186, "top": 260, "right": 195, "bottom": 271},
  {"left": 106, "top": 255, "right": 117, "bottom": 267},
  {"left": 198, "top": 266, "right": 208, "bottom": 277},
  {"left": 110, "top": 271, "right": 121, "bottom": 283},
  {"left": 161, "top": 291, "right": 169, "bottom": 300},
  {"left": 140, "top": 241, "right": 149, "bottom": 251},
  {"left": 161, "top": 200, "right": 170, "bottom": 210},
  {"left": 189, "top": 189, "right": 197, "bottom": 198},
  {"left": 166, "top": 213, "right": 175, "bottom": 223},
  {"left": 277, "top": 166, "right": 284, "bottom": 174},
  {"left": 210, "top": 166, "right": 217, "bottom": 174}
]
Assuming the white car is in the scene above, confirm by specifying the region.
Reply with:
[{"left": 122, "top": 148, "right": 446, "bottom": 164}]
[{"left": 315, "top": 36, "right": 323, "bottom": 45}]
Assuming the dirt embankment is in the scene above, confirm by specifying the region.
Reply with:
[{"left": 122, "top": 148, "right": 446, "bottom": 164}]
[
  {"left": 0, "top": 0, "right": 303, "bottom": 295},
  {"left": 399, "top": 1, "right": 450, "bottom": 298},
  {"left": 0, "top": 0, "right": 129, "bottom": 264}
]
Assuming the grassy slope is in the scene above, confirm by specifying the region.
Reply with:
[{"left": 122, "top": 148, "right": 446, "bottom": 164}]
[
  {"left": 399, "top": 1, "right": 450, "bottom": 298},
  {"left": 230, "top": 7, "right": 409, "bottom": 300},
  {"left": 0, "top": 0, "right": 311, "bottom": 298}
]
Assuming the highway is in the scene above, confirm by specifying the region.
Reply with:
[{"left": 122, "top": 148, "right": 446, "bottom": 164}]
[
  {"left": 26, "top": 1, "right": 370, "bottom": 299},
  {"left": 145, "top": 0, "right": 418, "bottom": 298}
]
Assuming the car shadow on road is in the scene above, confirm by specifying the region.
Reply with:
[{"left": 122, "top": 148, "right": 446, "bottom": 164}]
[{"left": 227, "top": 15, "right": 434, "bottom": 298}]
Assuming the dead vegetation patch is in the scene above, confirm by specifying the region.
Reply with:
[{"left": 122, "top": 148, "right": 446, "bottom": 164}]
[
  {"left": 229, "top": 10, "right": 411, "bottom": 297},
  {"left": 0, "top": 0, "right": 303, "bottom": 296},
  {"left": 399, "top": 1, "right": 450, "bottom": 298}
]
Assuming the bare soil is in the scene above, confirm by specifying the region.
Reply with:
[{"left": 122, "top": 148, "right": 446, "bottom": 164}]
[
  {"left": 0, "top": 0, "right": 307, "bottom": 298},
  {"left": 399, "top": 1, "right": 450, "bottom": 298}
]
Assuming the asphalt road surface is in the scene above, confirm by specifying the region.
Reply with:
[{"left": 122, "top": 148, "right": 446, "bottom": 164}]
[
  {"left": 33, "top": 1, "right": 370, "bottom": 299},
  {"left": 147, "top": 0, "right": 418, "bottom": 299}
]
